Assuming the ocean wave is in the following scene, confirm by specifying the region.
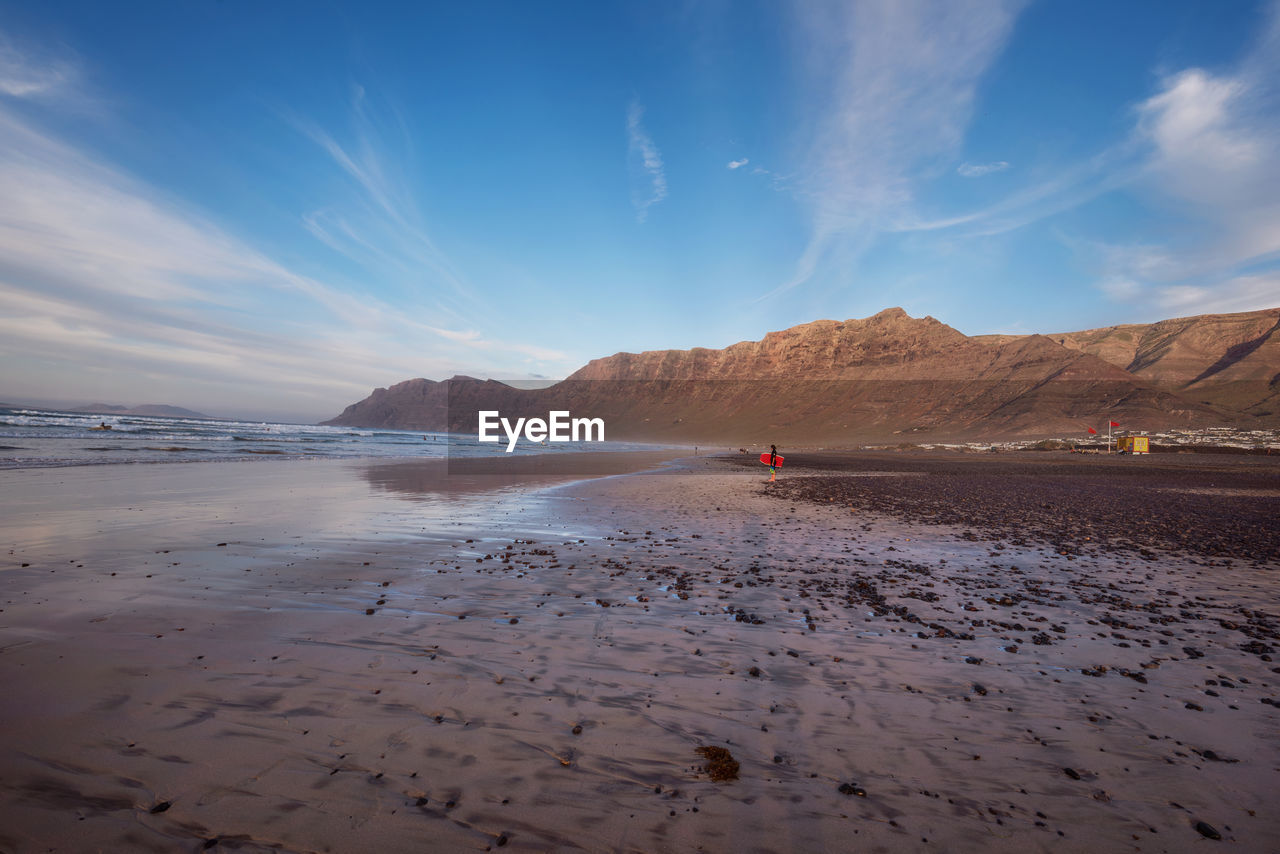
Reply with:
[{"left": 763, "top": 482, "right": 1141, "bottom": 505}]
[
  {"left": 231, "top": 435, "right": 337, "bottom": 443},
  {"left": 0, "top": 408, "right": 622, "bottom": 468}
]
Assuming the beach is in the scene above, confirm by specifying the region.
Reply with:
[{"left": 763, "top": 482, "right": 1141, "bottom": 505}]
[{"left": 1, "top": 453, "right": 1278, "bottom": 853}]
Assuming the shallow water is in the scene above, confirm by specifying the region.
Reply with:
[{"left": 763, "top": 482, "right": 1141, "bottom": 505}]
[
  {"left": 0, "top": 458, "right": 567, "bottom": 559},
  {"left": 0, "top": 406, "right": 664, "bottom": 469}
]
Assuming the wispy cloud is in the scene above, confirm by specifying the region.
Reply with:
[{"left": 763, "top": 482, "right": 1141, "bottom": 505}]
[
  {"left": 759, "top": 0, "right": 1027, "bottom": 301},
  {"left": 0, "top": 45, "right": 570, "bottom": 420},
  {"left": 626, "top": 100, "right": 667, "bottom": 222},
  {"left": 1134, "top": 65, "right": 1279, "bottom": 268},
  {"left": 1153, "top": 273, "right": 1280, "bottom": 315},
  {"left": 1088, "top": 4, "right": 1280, "bottom": 315},
  {"left": 957, "top": 160, "right": 1009, "bottom": 177},
  {"left": 892, "top": 143, "right": 1140, "bottom": 237},
  {"left": 294, "top": 85, "right": 475, "bottom": 311},
  {"left": 1098, "top": 269, "right": 1280, "bottom": 317},
  {"left": 727, "top": 158, "right": 749, "bottom": 170},
  {"left": 0, "top": 33, "right": 76, "bottom": 99},
  {"left": 873, "top": 0, "right": 1280, "bottom": 320}
]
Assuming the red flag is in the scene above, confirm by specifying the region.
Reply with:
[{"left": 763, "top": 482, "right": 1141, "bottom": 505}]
[
  {"left": 1109, "top": 421, "right": 1120, "bottom": 427},
  {"left": 1087, "top": 427, "right": 1097, "bottom": 434}
]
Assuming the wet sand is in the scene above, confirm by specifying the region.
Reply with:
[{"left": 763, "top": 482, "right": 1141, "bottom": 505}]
[
  {"left": 1, "top": 454, "right": 1277, "bottom": 852},
  {"left": 741, "top": 449, "right": 1280, "bottom": 563}
]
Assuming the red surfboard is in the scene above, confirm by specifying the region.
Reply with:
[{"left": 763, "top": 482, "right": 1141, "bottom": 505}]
[{"left": 759, "top": 453, "right": 784, "bottom": 466}]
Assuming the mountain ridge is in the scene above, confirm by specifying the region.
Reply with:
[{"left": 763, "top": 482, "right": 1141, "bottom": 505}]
[
  {"left": 323, "top": 307, "right": 1277, "bottom": 442},
  {"left": 975, "top": 308, "right": 1280, "bottom": 417}
]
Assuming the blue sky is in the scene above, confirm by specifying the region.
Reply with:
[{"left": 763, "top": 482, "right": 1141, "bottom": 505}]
[{"left": 0, "top": 1, "right": 1277, "bottom": 421}]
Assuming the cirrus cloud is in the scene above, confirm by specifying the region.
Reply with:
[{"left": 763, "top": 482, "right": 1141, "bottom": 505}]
[
  {"left": 626, "top": 100, "right": 667, "bottom": 222},
  {"left": 957, "top": 160, "right": 1010, "bottom": 177},
  {"left": 1089, "top": 6, "right": 1280, "bottom": 316},
  {"left": 0, "top": 39, "right": 573, "bottom": 420},
  {"left": 758, "top": 0, "right": 1028, "bottom": 302}
]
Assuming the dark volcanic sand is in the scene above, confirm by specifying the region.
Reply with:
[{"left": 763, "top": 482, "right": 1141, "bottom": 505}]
[{"left": 735, "top": 450, "right": 1280, "bottom": 563}]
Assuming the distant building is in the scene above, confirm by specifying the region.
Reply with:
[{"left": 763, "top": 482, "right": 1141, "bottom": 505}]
[{"left": 1117, "top": 436, "right": 1149, "bottom": 454}]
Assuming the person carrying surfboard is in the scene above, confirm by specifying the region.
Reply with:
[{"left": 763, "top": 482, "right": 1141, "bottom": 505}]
[{"left": 758, "top": 446, "right": 783, "bottom": 480}]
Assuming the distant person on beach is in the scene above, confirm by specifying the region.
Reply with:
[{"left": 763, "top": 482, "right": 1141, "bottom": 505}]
[{"left": 768, "top": 444, "right": 778, "bottom": 483}]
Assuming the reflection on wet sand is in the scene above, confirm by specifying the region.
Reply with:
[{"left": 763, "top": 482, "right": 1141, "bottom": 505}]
[{"left": 358, "top": 450, "right": 669, "bottom": 500}]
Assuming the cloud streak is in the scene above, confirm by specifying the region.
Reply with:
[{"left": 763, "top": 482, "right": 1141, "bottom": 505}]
[
  {"left": 294, "top": 85, "right": 476, "bottom": 313},
  {"left": 1088, "top": 4, "right": 1280, "bottom": 316},
  {"left": 809, "top": 0, "right": 1280, "bottom": 323},
  {"left": 626, "top": 100, "right": 667, "bottom": 222},
  {"left": 760, "top": 0, "right": 1027, "bottom": 301},
  {"left": 0, "top": 47, "right": 570, "bottom": 420},
  {"left": 0, "top": 33, "right": 76, "bottom": 98},
  {"left": 957, "top": 160, "right": 1009, "bottom": 177}
]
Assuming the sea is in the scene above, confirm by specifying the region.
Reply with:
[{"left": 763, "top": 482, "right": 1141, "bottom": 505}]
[{"left": 0, "top": 406, "right": 661, "bottom": 469}]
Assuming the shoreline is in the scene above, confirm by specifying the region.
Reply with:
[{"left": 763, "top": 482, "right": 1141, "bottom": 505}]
[{"left": 1, "top": 453, "right": 1276, "bottom": 852}]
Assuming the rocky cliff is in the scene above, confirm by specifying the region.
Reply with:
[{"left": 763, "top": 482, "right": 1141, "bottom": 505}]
[
  {"left": 324, "top": 306, "right": 1275, "bottom": 442},
  {"left": 977, "top": 308, "right": 1280, "bottom": 418}
]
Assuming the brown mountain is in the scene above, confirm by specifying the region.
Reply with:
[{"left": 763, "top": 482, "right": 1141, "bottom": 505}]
[
  {"left": 325, "top": 307, "right": 1257, "bottom": 443},
  {"left": 976, "top": 308, "right": 1280, "bottom": 419},
  {"left": 323, "top": 377, "right": 538, "bottom": 432}
]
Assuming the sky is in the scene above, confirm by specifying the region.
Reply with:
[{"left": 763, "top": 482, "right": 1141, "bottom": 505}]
[{"left": 1, "top": 0, "right": 1278, "bottom": 423}]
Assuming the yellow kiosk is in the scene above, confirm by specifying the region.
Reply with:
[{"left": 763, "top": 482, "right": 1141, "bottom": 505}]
[{"left": 1116, "top": 436, "right": 1149, "bottom": 454}]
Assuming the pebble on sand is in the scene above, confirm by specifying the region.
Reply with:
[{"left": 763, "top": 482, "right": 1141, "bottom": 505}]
[{"left": 1194, "top": 821, "right": 1222, "bottom": 840}]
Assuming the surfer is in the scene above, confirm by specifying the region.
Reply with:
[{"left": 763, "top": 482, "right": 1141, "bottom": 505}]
[{"left": 768, "top": 444, "right": 778, "bottom": 483}]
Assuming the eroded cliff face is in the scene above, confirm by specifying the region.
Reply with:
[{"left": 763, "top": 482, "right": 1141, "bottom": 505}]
[
  {"left": 568, "top": 309, "right": 972, "bottom": 381},
  {"left": 1041, "top": 309, "right": 1277, "bottom": 380},
  {"left": 324, "top": 307, "right": 1277, "bottom": 442},
  {"left": 1028, "top": 309, "right": 1280, "bottom": 417}
]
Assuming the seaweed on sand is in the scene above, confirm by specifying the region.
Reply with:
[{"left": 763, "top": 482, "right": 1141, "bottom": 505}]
[{"left": 695, "top": 746, "right": 739, "bottom": 782}]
